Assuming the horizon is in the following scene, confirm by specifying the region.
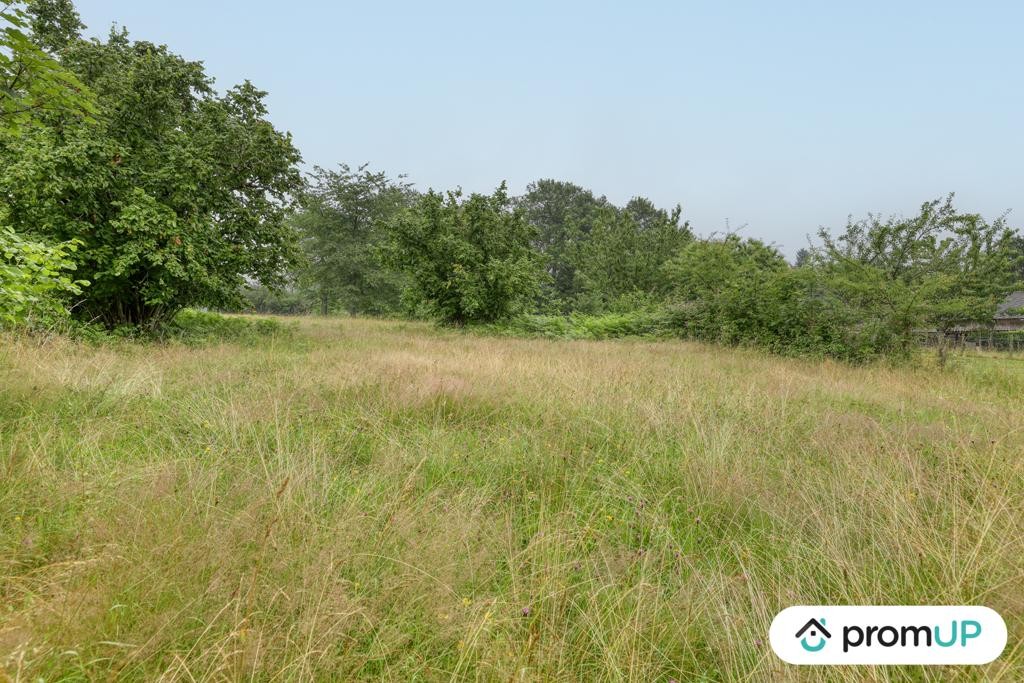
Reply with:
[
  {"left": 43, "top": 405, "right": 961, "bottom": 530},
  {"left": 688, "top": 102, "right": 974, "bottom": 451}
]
[{"left": 74, "top": 0, "right": 1024, "bottom": 256}]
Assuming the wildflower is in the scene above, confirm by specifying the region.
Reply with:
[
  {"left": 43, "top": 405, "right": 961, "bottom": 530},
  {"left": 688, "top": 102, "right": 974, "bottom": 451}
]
[
  {"left": 605, "top": 515, "right": 613, "bottom": 522},
  {"left": 521, "top": 606, "right": 531, "bottom": 617},
  {"left": 462, "top": 597, "right": 471, "bottom": 607}
]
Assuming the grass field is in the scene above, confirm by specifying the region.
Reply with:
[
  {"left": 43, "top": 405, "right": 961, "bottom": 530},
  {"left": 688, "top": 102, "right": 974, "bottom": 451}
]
[{"left": 1, "top": 316, "right": 1022, "bottom": 681}]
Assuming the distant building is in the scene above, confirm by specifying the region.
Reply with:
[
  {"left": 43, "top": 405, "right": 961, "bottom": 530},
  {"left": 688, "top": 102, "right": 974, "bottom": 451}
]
[
  {"left": 994, "top": 291, "right": 1024, "bottom": 331},
  {"left": 927, "top": 291, "right": 1024, "bottom": 350}
]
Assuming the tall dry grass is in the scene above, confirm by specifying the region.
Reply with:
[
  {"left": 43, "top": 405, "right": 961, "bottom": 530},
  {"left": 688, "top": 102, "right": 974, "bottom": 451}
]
[{"left": 1, "top": 317, "right": 1022, "bottom": 681}]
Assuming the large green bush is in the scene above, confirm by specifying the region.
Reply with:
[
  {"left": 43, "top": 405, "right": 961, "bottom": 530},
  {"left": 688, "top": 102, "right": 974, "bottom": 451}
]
[
  {"left": 382, "top": 183, "right": 543, "bottom": 325},
  {"left": 0, "top": 7, "right": 303, "bottom": 329},
  {"left": 659, "top": 236, "right": 886, "bottom": 361},
  {"left": 0, "top": 225, "right": 86, "bottom": 326}
]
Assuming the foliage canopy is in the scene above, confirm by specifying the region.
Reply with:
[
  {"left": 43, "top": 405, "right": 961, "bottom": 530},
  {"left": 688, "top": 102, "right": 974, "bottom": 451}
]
[
  {"left": 0, "top": 10, "right": 303, "bottom": 327},
  {"left": 0, "top": 1, "right": 95, "bottom": 134},
  {"left": 382, "top": 183, "right": 543, "bottom": 325},
  {"left": 815, "top": 195, "right": 1020, "bottom": 349},
  {"left": 294, "top": 164, "right": 414, "bottom": 315}
]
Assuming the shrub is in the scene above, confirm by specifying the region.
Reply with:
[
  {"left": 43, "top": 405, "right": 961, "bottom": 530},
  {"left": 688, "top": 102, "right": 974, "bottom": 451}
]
[
  {"left": 660, "top": 236, "right": 885, "bottom": 361},
  {"left": 0, "top": 226, "right": 86, "bottom": 327},
  {"left": 485, "top": 309, "right": 671, "bottom": 341},
  {"left": 160, "top": 309, "right": 289, "bottom": 345},
  {"left": 381, "top": 183, "right": 543, "bottom": 325}
]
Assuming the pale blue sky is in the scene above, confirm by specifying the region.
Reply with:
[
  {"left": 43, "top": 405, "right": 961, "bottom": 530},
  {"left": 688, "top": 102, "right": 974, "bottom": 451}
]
[{"left": 74, "top": 1, "right": 1022, "bottom": 255}]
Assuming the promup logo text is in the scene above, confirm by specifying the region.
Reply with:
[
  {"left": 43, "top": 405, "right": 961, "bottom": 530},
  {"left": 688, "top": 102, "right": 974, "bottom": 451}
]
[{"left": 770, "top": 606, "right": 1006, "bottom": 665}]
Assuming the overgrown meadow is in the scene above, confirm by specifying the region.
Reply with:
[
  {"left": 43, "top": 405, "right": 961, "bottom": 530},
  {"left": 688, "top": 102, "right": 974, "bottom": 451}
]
[
  {"left": 2, "top": 316, "right": 1022, "bottom": 681},
  {"left": 3, "top": 1, "right": 1024, "bottom": 680}
]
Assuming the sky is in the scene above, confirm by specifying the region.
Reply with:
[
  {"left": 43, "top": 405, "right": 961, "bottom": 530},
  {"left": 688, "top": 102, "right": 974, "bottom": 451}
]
[{"left": 73, "top": 0, "right": 1023, "bottom": 256}]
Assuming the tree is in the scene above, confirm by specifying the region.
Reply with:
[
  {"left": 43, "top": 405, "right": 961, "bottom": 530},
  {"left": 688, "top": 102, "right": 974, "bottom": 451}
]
[
  {"left": 0, "top": 1, "right": 94, "bottom": 134},
  {"left": 24, "top": 0, "right": 82, "bottom": 52},
  {"left": 816, "top": 195, "right": 1020, "bottom": 353},
  {"left": 572, "top": 198, "right": 692, "bottom": 311},
  {"left": 1010, "top": 232, "right": 1024, "bottom": 284},
  {"left": 622, "top": 196, "right": 693, "bottom": 292},
  {"left": 242, "top": 284, "right": 311, "bottom": 316},
  {"left": 663, "top": 234, "right": 787, "bottom": 304},
  {"left": 382, "top": 183, "right": 542, "bottom": 325},
  {"left": 1, "top": 1, "right": 95, "bottom": 326},
  {"left": 295, "top": 164, "right": 414, "bottom": 315},
  {"left": 518, "top": 179, "right": 610, "bottom": 308},
  {"left": 0, "top": 17, "right": 303, "bottom": 328}
]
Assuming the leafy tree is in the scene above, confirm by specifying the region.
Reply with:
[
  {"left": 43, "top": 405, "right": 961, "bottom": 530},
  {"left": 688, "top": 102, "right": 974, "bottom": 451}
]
[
  {"left": 664, "top": 234, "right": 787, "bottom": 303},
  {"left": 295, "top": 164, "right": 414, "bottom": 315},
  {"left": 623, "top": 196, "right": 679, "bottom": 233},
  {"left": 24, "top": 0, "right": 82, "bottom": 52},
  {"left": 1010, "top": 232, "right": 1024, "bottom": 283},
  {"left": 518, "top": 179, "right": 610, "bottom": 308},
  {"left": 1, "top": 1, "right": 94, "bottom": 326},
  {"left": 242, "top": 284, "right": 311, "bottom": 316},
  {"left": 517, "top": 184, "right": 692, "bottom": 312},
  {"left": 662, "top": 236, "right": 789, "bottom": 343},
  {"left": 573, "top": 198, "right": 691, "bottom": 311},
  {"left": 623, "top": 197, "right": 693, "bottom": 289},
  {"left": 0, "top": 1, "right": 94, "bottom": 133},
  {"left": 382, "top": 183, "right": 542, "bottom": 325},
  {"left": 0, "top": 15, "right": 303, "bottom": 328},
  {"left": 794, "top": 247, "right": 811, "bottom": 267},
  {"left": 816, "top": 195, "right": 1020, "bottom": 352},
  {"left": 658, "top": 202, "right": 1020, "bottom": 362}
]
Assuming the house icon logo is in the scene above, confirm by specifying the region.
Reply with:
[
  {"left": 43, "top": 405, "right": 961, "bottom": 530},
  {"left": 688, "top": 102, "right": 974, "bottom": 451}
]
[{"left": 795, "top": 618, "right": 831, "bottom": 652}]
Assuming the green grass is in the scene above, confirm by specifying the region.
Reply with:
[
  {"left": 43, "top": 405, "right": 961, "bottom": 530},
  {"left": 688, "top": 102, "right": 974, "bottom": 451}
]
[
  {"left": 1, "top": 316, "right": 1022, "bottom": 681},
  {"left": 482, "top": 309, "right": 674, "bottom": 340},
  {"left": 160, "top": 308, "right": 293, "bottom": 344}
]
